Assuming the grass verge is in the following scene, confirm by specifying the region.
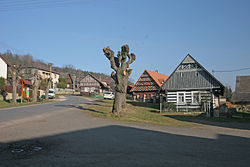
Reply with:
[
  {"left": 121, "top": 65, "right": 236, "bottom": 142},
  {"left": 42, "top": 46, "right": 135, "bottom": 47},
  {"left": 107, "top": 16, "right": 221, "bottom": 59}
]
[
  {"left": 81, "top": 99, "right": 250, "bottom": 127},
  {"left": 81, "top": 99, "right": 199, "bottom": 127},
  {"left": 0, "top": 99, "right": 55, "bottom": 109}
]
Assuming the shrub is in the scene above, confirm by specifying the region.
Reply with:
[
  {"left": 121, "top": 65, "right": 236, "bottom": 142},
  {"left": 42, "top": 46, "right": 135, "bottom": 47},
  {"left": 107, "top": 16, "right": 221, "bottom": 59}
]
[{"left": 163, "top": 101, "right": 176, "bottom": 112}]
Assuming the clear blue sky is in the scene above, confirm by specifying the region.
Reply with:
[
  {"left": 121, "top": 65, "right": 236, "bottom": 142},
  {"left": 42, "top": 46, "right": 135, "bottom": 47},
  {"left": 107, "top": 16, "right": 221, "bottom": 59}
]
[{"left": 1, "top": 0, "right": 250, "bottom": 90}]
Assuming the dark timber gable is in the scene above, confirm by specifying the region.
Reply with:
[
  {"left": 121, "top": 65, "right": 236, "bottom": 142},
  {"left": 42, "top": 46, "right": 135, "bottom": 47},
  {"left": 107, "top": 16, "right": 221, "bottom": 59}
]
[
  {"left": 163, "top": 54, "right": 224, "bottom": 94},
  {"left": 131, "top": 70, "right": 168, "bottom": 101}
]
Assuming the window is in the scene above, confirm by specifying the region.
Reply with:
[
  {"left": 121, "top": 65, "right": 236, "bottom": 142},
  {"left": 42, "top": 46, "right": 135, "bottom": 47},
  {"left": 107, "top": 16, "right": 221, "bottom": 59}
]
[
  {"left": 84, "top": 87, "right": 89, "bottom": 92},
  {"left": 193, "top": 92, "right": 200, "bottom": 104},
  {"left": 145, "top": 94, "right": 147, "bottom": 99},
  {"left": 195, "top": 72, "right": 198, "bottom": 77},
  {"left": 180, "top": 73, "right": 183, "bottom": 77},
  {"left": 178, "top": 93, "right": 185, "bottom": 103}
]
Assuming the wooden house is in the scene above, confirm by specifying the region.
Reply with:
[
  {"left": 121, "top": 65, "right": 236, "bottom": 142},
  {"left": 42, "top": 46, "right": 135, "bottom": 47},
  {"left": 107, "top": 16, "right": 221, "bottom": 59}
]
[
  {"left": 131, "top": 70, "right": 168, "bottom": 101},
  {"left": 232, "top": 76, "right": 250, "bottom": 105},
  {"left": 162, "top": 54, "right": 224, "bottom": 111},
  {"left": 59, "top": 73, "right": 74, "bottom": 89},
  {"left": 80, "top": 74, "right": 109, "bottom": 95}
]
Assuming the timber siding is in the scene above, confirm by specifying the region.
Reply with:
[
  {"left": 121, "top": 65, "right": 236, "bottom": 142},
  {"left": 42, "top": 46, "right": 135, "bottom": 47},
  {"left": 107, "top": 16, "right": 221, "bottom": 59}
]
[
  {"left": 162, "top": 54, "right": 224, "bottom": 111},
  {"left": 80, "top": 74, "right": 109, "bottom": 94},
  {"left": 232, "top": 75, "right": 250, "bottom": 104},
  {"left": 165, "top": 70, "right": 221, "bottom": 91}
]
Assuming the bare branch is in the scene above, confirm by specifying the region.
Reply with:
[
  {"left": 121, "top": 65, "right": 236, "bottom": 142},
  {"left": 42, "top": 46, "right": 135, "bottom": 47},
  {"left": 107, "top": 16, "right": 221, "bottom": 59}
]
[
  {"left": 111, "top": 71, "right": 117, "bottom": 82},
  {"left": 121, "top": 45, "right": 129, "bottom": 64},
  {"left": 127, "top": 53, "right": 136, "bottom": 66},
  {"left": 126, "top": 68, "right": 133, "bottom": 77},
  {"left": 103, "top": 46, "right": 118, "bottom": 71}
]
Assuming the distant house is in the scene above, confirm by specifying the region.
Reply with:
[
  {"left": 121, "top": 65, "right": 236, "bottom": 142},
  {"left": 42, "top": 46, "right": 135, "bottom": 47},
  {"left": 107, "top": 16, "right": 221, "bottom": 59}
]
[
  {"left": 60, "top": 73, "right": 74, "bottom": 89},
  {"left": 22, "top": 63, "right": 61, "bottom": 88},
  {"left": 80, "top": 74, "right": 109, "bottom": 95},
  {"left": 131, "top": 70, "right": 168, "bottom": 101},
  {"left": 101, "top": 77, "right": 115, "bottom": 92},
  {"left": 0, "top": 54, "right": 11, "bottom": 79},
  {"left": 232, "top": 76, "right": 250, "bottom": 104},
  {"left": 162, "top": 54, "right": 224, "bottom": 111}
]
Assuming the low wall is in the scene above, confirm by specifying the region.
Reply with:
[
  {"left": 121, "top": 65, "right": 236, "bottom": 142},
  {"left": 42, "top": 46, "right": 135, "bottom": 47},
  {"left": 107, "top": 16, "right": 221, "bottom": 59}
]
[{"left": 55, "top": 88, "right": 79, "bottom": 95}]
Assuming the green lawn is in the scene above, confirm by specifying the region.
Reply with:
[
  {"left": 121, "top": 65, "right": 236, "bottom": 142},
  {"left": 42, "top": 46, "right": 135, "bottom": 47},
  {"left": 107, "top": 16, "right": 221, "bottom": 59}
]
[
  {"left": 81, "top": 99, "right": 250, "bottom": 127},
  {"left": 0, "top": 99, "right": 54, "bottom": 109},
  {"left": 81, "top": 99, "right": 199, "bottom": 127}
]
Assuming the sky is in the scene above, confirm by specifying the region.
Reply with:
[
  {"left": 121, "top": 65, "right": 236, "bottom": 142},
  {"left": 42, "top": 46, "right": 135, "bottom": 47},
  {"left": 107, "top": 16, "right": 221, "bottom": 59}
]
[{"left": 0, "top": 0, "right": 250, "bottom": 90}]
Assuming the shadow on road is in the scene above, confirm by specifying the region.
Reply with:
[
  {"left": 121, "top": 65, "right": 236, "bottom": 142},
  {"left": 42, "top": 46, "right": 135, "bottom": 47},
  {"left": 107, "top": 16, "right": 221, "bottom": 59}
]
[{"left": 0, "top": 125, "right": 250, "bottom": 167}]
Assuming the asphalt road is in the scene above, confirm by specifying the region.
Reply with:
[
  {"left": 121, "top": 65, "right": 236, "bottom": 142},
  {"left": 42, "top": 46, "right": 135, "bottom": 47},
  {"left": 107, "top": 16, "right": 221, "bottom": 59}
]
[{"left": 0, "top": 95, "right": 250, "bottom": 167}]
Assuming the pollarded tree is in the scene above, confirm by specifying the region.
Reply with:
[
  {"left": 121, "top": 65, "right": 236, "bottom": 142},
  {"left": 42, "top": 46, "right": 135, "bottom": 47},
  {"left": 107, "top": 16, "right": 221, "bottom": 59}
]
[
  {"left": 32, "top": 70, "right": 42, "bottom": 102},
  {"left": 103, "top": 44, "right": 136, "bottom": 115},
  {"left": 9, "top": 65, "right": 22, "bottom": 103}
]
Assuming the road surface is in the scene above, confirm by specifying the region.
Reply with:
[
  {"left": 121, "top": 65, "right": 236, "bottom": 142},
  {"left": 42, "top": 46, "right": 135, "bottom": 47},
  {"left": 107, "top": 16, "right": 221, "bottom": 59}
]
[{"left": 0, "top": 95, "right": 250, "bottom": 167}]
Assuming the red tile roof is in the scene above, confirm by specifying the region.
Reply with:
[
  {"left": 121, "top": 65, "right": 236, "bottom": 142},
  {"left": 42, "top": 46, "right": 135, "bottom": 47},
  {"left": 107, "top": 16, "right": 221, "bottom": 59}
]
[
  {"left": 145, "top": 70, "right": 168, "bottom": 87},
  {"left": 19, "top": 79, "right": 32, "bottom": 86},
  {"left": 0, "top": 54, "right": 12, "bottom": 66}
]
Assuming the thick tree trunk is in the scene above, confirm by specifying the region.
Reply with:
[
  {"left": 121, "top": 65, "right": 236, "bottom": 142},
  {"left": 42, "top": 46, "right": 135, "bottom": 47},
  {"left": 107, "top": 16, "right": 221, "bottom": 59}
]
[
  {"left": 12, "top": 73, "right": 17, "bottom": 103},
  {"left": 112, "top": 70, "right": 129, "bottom": 114},
  {"left": 45, "top": 80, "right": 50, "bottom": 100},
  {"left": 33, "top": 86, "right": 38, "bottom": 102},
  {"left": 112, "top": 92, "right": 124, "bottom": 115},
  {"left": 33, "top": 82, "right": 39, "bottom": 102},
  {"left": 33, "top": 77, "right": 40, "bottom": 102}
]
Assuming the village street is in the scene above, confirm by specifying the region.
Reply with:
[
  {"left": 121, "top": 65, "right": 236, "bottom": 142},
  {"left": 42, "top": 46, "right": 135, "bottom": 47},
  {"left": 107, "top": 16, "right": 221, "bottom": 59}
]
[{"left": 0, "top": 95, "right": 250, "bottom": 167}]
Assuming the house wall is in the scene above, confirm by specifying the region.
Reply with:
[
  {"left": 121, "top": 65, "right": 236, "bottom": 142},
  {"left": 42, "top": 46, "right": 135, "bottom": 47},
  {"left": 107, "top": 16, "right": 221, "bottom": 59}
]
[
  {"left": 131, "top": 70, "right": 161, "bottom": 101},
  {"left": 133, "top": 92, "right": 157, "bottom": 101},
  {"left": 30, "top": 68, "right": 59, "bottom": 88},
  {"left": 0, "top": 58, "right": 7, "bottom": 79},
  {"left": 166, "top": 90, "right": 217, "bottom": 111},
  {"left": 80, "top": 75, "right": 102, "bottom": 93}
]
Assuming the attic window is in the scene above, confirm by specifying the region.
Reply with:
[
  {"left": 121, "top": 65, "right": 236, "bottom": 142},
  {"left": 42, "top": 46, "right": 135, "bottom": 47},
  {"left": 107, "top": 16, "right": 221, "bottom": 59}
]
[
  {"left": 195, "top": 72, "right": 198, "bottom": 77},
  {"left": 180, "top": 73, "right": 183, "bottom": 77}
]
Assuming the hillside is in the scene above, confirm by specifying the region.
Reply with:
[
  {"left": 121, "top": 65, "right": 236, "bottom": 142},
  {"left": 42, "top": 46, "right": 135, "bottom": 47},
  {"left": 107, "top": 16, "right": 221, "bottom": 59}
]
[{"left": 1, "top": 51, "right": 111, "bottom": 79}]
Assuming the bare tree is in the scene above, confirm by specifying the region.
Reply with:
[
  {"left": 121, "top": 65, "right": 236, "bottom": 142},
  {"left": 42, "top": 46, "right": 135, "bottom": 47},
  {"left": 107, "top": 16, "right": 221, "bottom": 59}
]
[
  {"left": 32, "top": 70, "right": 41, "bottom": 102},
  {"left": 45, "top": 63, "right": 53, "bottom": 100},
  {"left": 9, "top": 65, "right": 22, "bottom": 103},
  {"left": 103, "top": 44, "right": 136, "bottom": 115}
]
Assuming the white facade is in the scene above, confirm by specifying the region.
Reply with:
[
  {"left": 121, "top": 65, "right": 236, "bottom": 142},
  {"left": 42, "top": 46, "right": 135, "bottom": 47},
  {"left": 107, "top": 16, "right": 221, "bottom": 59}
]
[{"left": 0, "top": 57, "right": 8, "bottom": 79}]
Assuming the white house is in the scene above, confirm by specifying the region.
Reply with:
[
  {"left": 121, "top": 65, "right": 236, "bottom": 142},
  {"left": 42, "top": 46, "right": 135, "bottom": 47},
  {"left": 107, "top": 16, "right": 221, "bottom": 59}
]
[
  {"left": 0, "top": 54, "right": 11, "bottom": 79},
  {"left": 21, "top": 63, "right": 61, "bottom": 88}
]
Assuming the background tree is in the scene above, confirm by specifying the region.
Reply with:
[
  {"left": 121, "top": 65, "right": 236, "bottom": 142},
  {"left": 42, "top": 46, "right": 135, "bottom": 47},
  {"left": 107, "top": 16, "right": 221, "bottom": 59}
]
[
  {"left": 32, "top": 70, "right": 41, "bottom": 102},
  {"left": 224, "top": 86, "right": 233, "bottom": 102},
  {"left": 103, "top": 44, "right": 136, "bottom": 115},
  {"left": 8, "top": 65, "right": 22, "bottom": 103},
  {"left": 0, "top": 77, "right": 6, "bottom": 100},
  {"left": 57, "top": 78, "right": 67, "bottom": 89},
  {"left": 44, "top": 63, "right": 53, "bottom": 100}
]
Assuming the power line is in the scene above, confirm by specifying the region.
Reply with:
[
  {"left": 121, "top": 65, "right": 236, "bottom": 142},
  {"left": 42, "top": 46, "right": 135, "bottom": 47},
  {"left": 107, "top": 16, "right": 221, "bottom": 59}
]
[{"left": 212, "top": 67, "right": 250, "bottom": 74}]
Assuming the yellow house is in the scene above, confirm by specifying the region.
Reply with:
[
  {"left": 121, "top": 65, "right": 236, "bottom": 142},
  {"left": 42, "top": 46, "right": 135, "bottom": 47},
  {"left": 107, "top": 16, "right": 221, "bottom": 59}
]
[{"left": 23, "top": 64, "right": 61, "bottom": 88}]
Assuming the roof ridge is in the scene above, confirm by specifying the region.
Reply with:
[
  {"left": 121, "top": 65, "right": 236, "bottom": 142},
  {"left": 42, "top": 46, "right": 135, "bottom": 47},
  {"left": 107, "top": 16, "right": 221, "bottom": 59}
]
[{"left": 0, "top": 54, "right": 12, "bottom": 66}]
